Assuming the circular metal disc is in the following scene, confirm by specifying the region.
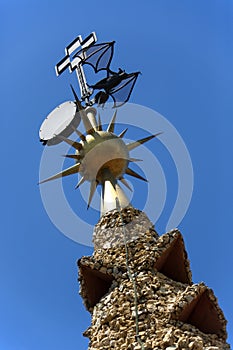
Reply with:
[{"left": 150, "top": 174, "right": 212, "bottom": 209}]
[{"left": 39, "top": 101, "right": 81, "bottom": 146}]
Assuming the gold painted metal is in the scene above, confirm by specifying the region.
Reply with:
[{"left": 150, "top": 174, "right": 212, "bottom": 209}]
[{"left": 40, "top": 107, "right": 160, "bottom": 215}]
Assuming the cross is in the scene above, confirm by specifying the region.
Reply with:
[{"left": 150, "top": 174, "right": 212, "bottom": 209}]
[{"left": 55, "top": 32, "right": 97, "bottom": 102}]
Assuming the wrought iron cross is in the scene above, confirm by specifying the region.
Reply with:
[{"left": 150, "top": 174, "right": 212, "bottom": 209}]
[{"left": 55, "top": 32, "right": 97, "bottom": 102}]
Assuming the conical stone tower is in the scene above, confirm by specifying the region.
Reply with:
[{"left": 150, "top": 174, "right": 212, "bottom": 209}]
[{"left": 78, "top": 207, "right": 229, "bottom": 350}]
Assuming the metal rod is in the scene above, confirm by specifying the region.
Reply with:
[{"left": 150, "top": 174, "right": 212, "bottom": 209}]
[{"left": 75, "top": 65, "right": 91, "bottom": 100}]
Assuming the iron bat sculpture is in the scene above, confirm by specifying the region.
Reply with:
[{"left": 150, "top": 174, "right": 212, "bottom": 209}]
[{"left": 73, "top": 41, "right": 140, "bottom": 107}]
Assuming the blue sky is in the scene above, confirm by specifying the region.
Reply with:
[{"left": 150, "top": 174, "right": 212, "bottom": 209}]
[{"left": 1, "top": 0, "right": 233, "bottom": 349}]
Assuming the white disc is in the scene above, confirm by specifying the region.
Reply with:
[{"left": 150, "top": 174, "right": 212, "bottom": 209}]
[{"left": 39, "top": 101, "right": 81, "bottom": 146}]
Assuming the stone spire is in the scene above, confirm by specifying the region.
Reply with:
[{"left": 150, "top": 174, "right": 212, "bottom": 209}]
[{"left": 78, "top": 207, "right": 229, "bottom": 350}]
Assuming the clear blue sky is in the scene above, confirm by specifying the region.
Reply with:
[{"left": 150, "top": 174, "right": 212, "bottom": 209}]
[{"left": 1, "top": 1, "right": 233, "bottom": 349}]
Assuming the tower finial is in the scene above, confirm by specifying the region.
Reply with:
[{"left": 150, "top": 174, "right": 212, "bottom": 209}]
[{"left": 39, "top": 32, "right": 160, "bottom": 216}]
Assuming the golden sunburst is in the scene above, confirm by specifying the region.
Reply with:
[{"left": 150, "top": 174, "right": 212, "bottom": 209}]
[{"left": 39, "top": 106, "right": 161, "bottom": 214}]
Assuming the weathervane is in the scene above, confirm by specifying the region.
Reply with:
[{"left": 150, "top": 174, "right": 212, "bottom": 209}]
[
  {"left": 39, "top": 32, "right": 160, "bottom": 215},
  {"left": 55, "top": 32, "right": 140, "bottom": 108}
]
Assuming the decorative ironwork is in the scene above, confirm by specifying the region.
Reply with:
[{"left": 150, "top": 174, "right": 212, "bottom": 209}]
[
  {"left": 55, "top": 33, "right": 140, "bottom": 107},
  {"left": 39, "top": 32, "right": 160, "bottom": 215}
]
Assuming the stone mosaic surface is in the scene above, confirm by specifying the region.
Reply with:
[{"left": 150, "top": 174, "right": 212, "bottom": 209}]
[{"left": 78, "top": 208, "right": 229, "bottom": 349}]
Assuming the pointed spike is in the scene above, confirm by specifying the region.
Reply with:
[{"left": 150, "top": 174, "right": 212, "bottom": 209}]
[
  {"left": 56, "top": 135, "right": 83, "bottom": 151},
  {"left": 129, "top": 158, "right": 143, "bottom": 162},
  {"left": 39, "top": 163, "right": 80, "bottom": 184},
  {"left": 107, "top": 109, "right": 117, "bottom": 133},
  {"left": 97, "top": 112, "right": 103, "bottom": 131},
  {"left": 70, "top": 97, "right": 95, "bottom": 135},
  {"left": 118, "top": 128, "right": 128, "bottom": 138},
  {"left": 87, "top": 181, "right": 97, "bottom": 209},
  {"left": 71, "top": 125, "right": 86, "bottom": 141},
  {"left": 62, "top": 154, "right": 82, "bottom": 160},
  {"left": 70, "top": 85, "right": 87, "bottom": 120},
  {"left": 127, "top": 132, "right": 162, "bottom": 151},
  {"left": 81, "top": 111, "right": 95, "bottom": 135},
  {"left": 101, "top": 182, "right": 105, "bottom": 208},
  {"left": 125, "top": 167, "right": 148, "bottom": 182},
  {"left": 119, "top": 177, "right": 133, "bottom": 192},
  {"left": 71, "top": 104, "right": 95, "bottom": 135},
  {"left": 70, "top": 84, "right": 80, "bottom": 103},
  {"left": 109, "top": 177, "right": 116, "bottom": 190},
  {"left": 75, "top": 176, "right": 86, "bottom": 189},
  {"left": 76, "top": 130, "right": 86, "bottom": 141}
]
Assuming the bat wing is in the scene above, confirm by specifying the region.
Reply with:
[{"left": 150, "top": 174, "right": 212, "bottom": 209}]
[
  {"left": 73, "top": 42, "right": 115, "bottom": 73},
  {"left": 109, "top": 72, "right": 140, "bottom": 108}
]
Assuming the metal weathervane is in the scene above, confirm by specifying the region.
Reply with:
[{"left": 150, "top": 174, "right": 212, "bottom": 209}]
[{"left": 39, "top": 32, "right": 160, "bottom": 215}]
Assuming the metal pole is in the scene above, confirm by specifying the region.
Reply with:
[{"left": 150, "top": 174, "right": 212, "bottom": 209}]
[{"left": 85, "top": 106, "right": 98, "bottom": 130}]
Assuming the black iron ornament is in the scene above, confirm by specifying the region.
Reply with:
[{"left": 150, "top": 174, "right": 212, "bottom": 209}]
[
  {"left": 73, "top": 41, "right": 115, "bottom": 74},
  {"left": 90, "top": 69, "right": 140, "bottom": 108},
  {"left": 55, "top": 33, "right": 140, "bottom": 108}
]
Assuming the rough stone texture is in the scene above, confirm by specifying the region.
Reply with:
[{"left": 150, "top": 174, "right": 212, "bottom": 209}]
[
  {"left": 93, "top": 206, "right": 158, "bottom": 250},
  {"left": 78, "top": 208, "right": 230, "bottom": 349}
]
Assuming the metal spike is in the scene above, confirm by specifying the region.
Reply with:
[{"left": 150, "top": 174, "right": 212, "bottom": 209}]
[
  {"left": 75, "top": 130, "right": 86, "bottom": 141},
  {"left": 125, "top": 167, "right": 147, "bottom": 182},
  {"left": 127, "top": 132, "right": 162, "bottom": 151},
  {"left": 97, "top": 112, "right": 103, "bottom": 131},
  {"left": 118, "top": 128, "right": 128, "bottom": 138},
  {"left": 107, "top": 109, "right": 117, "bottom": 133},
  {"left": 62, "top": 154, "right": 82, "bottom": 160},
  {"left": 39, "top": 163, "right": 80, "bottom": 184},
  {"left": 70, "top": 85, "right": 88, "bottom": 124},
  {"left": 81, "top": 114, "right": 95, "bottom": 135},
  {"left": 109, "top": 176, "right": 116, "bottom": 190},
  {"left": 71, "top": 100, "right": 95, "bottom": 135},
  {"left": 71, "top": 125, "right": 86, "bottom": 141},
  {"left": 119, "top": 177, "right": 133, "bottom": 191},
  {"left": 101, "top": 182, "right": 105, "bottom": 210},
  {"left": 87, "top": 180, "right": 97, "bottom": 209},
  {"left": 70, "top": 84, "right": 80, "bottom": 103},
  {"left": 56, "top": 135, "right": 83, "bottom": 151},
  {"left": 75, "top": 176, "right": 86, "bottom": 189},
  {"left": 129, "top": 158, "right": 143, "bottom": 162}
]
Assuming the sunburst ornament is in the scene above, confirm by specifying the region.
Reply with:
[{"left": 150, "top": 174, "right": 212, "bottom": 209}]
[
  {"left": 39, "top": 32, "right": 161, "bottom": 215},
  {"left": 40, "top": 104, "right": 161, "bottom": 215}
]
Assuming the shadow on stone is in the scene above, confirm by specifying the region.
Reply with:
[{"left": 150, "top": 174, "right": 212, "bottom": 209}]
[
  {"left": 78, "top": 263, "right": 114, "bottom": 308},
  {"left": 154, "top": 232, "right": 192, "bottom": 284},
  {"left": 178, "top": 289, "right": 225, "bottom": 336}
]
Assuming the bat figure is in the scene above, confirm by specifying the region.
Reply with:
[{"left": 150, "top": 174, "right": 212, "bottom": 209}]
[
  {"left": 73, "top": 41, "right": 115, "bottom": 74},
  {"left": 91, "top": 69, "right": 140, "bottom": 108},
  {"left": 73, "top": 41, "right": 140, "bottom": 107}
]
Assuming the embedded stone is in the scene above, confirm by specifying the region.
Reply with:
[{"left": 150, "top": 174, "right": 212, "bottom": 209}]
[{"left": 77, "top": 209, "right": 229, "bottom": 349}]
